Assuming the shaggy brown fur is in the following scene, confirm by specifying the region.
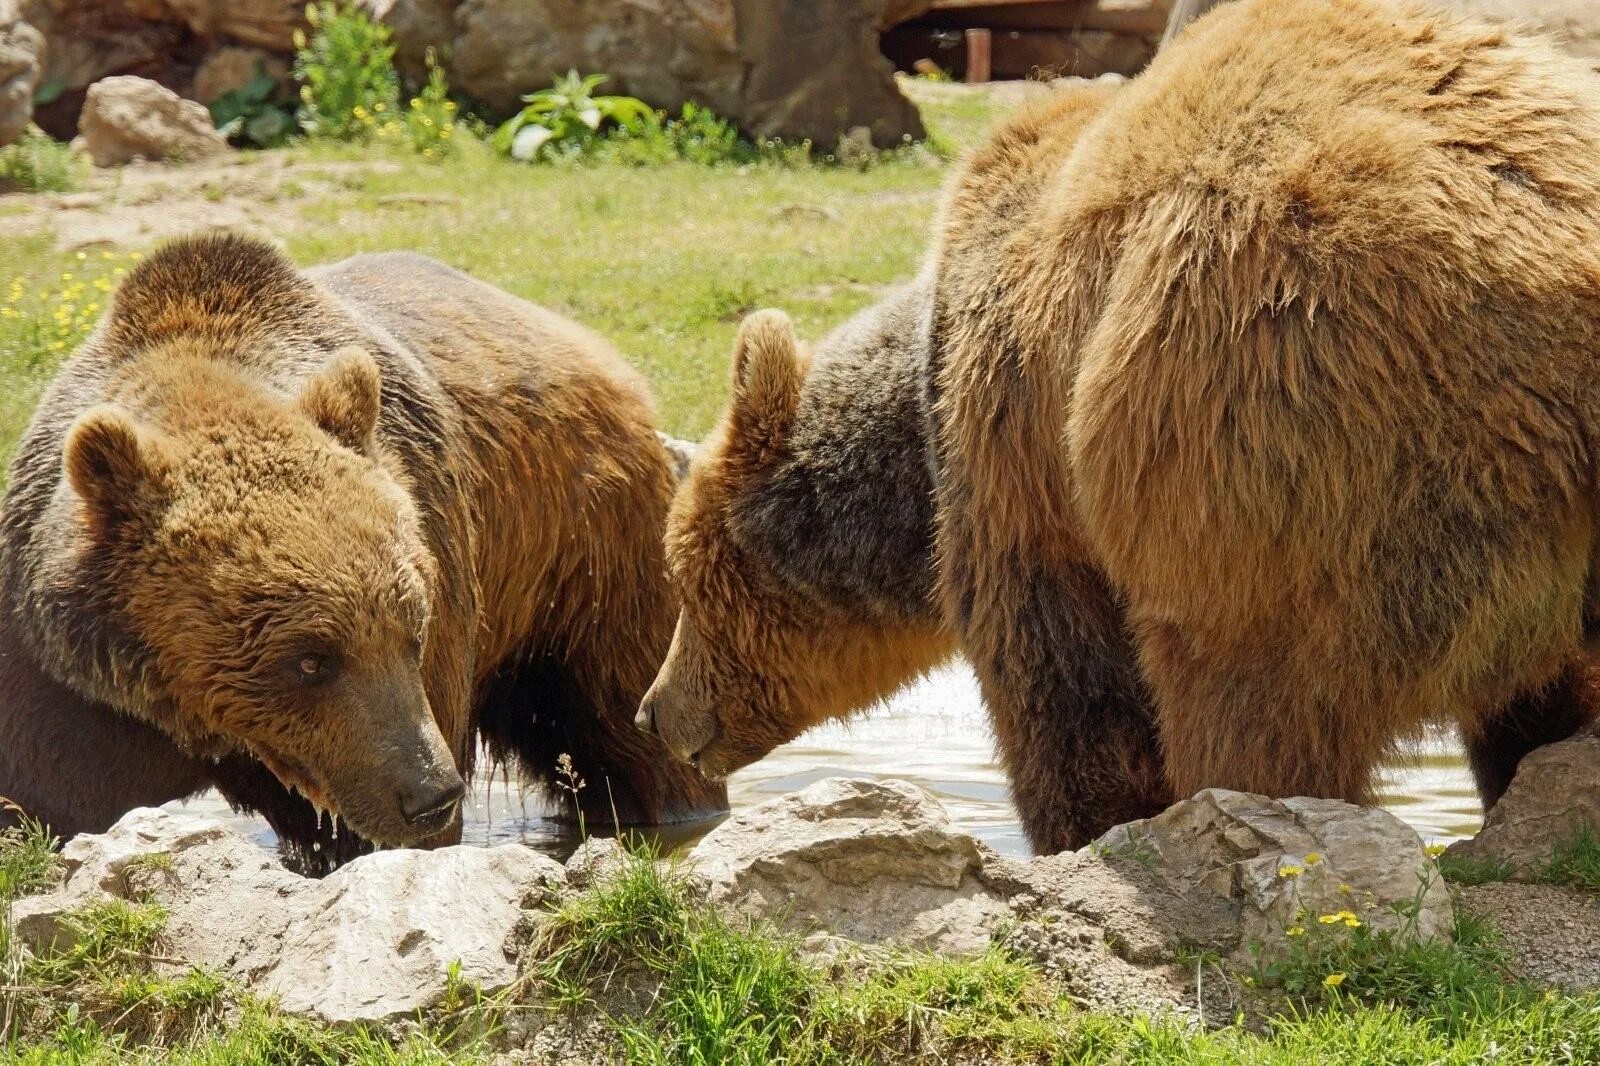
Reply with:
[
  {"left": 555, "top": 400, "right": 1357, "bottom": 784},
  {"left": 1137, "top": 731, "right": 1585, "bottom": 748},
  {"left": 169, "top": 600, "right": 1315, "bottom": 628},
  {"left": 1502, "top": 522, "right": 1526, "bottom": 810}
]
[
  {"left": 645, "top": 0, "right": 1600, "bottom": 853},
  {"left": 0, "top": 233, "right": 725, "bottom": 870}
]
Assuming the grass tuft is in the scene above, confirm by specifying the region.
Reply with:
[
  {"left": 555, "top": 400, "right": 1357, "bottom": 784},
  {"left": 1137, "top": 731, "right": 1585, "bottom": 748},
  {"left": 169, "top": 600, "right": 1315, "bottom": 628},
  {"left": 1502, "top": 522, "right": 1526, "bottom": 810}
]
[
  {"left": 1533, "top": 824, "right": 1600, "bottom": 893},
  {"left": 0, "top": 130, "right": 82, "bottom": 194}
]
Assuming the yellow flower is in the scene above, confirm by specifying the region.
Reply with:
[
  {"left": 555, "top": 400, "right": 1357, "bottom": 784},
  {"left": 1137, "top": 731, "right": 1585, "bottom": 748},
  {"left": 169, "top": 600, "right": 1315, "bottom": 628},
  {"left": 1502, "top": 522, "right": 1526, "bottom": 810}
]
[
  {"left": 1318, "top": 913, "right": 1341, "bottom": 924},
  {"left": 1344, "top": 916, "right": 1362, "bottom": 929},
  {"left": 1425, "top": 843, "right": 1447, "bottom": 858},
  {"left": 1278, "top": 864, "right": 1303, "bottom": 878},
  {"left": 1323, "top": 973, "right": 1347, "bottom": 988},
  {"left": 1303, "top": 852, "right": 1322, "bottom": 866},
  {"left": 1338, "top": 883, "right": 1352, "bottom": 894},
  {"left": 1286, "top": 926, "right": 1305, "bottom": 937}
]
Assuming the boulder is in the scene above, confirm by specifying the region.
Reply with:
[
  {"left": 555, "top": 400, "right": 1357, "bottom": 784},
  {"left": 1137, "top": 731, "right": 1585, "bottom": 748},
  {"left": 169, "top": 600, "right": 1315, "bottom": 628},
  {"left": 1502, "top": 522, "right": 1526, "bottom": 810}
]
[
  {"left": 689, "top": 777, "right": 1008, "bottom": 955},
  {"left": 372, "top": 0, "right": 924, "bottom": 149},
  {"left": 0, "top": 0, "right": 42, "bottom": 146},
  {"left": 1094, "top": 788, "right": 1453, "bottom": 952},
  {"left": 11, "top": 807, "right": 567, "bottom": 1024},
  {"left": 159, "top": 0, "right": 304, "bottom": 50},
  {"left": 71, "top": 75, "right": 229, "bottom": 165},
  {"left": 1444, "top": 729, "right": 1600, "bottom": 876}
]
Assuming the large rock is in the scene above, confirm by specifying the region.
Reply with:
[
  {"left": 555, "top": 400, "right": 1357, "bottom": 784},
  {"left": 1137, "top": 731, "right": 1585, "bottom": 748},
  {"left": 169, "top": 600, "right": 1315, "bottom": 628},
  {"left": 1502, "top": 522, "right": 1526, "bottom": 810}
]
[
  {"left": 369, "top": 0, "right": 924, "bottom": 149},
  {"left": 1444, "top": 729, "right": 1600, "bottom": 876},
  {"left": 0, "top": 0, "right": 42, "bottom": 146},
  {"left": 1094, "top": 788, "right": 1453, "bottom": 951},
  {"left": 689, "top": 777, "right": 1008, "bottom": 955},
  {"left": 11, "top": 807, "right": 566, "bottom": 1024},
  {"left": 71, "top": 75, "right": 229, "bottom": 165}
]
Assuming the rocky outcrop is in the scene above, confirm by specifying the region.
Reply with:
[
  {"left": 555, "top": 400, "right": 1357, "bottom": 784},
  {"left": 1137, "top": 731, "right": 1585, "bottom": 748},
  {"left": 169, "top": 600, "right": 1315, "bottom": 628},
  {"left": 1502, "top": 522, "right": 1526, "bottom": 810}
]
[
  {"left": 71, "top": 75, "right": 229, "bottom": 165},
  {"left": 691, "top": 777, "right": 1010, "bottom": 955},
  {"left": 1444, "top": 729, "right": 1600, "bottom": 877},
  {"left": 1095, "top": 788, "right": 1454, "bottom": 948},
  {"left": 11, "top": 807, "right": 566, "bottom": 1024},
  {"left": 370, "top": 0, "right": 924, "bottom": 149},
  {"left": 9, "top": 781, "right": 1462, "bottom": 1026},
  {"left": 691, "top": 779, "right": 1450, "bottom": 975},
  {"left": 0, "top": 0, "right": 42, "bottom": 145}
]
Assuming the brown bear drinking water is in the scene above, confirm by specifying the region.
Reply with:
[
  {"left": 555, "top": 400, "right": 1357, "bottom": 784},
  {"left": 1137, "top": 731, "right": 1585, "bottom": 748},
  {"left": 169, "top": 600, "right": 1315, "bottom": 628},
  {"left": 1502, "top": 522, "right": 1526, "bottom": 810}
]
[
  {"left": 639, "top": 0, "right": 1600, "bottom": 853},
  {"left": 0, "top": 233, "right": 725, "bottom": 871}
]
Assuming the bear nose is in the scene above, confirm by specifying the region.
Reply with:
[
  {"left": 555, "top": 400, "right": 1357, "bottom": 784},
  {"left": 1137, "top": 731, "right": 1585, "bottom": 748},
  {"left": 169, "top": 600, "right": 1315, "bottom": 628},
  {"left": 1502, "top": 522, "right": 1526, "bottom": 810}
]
[
  {"left": 399, "top": 775, "right": 465, "bottom": 826},
  {"left": 634, "top": 697, "right": 656, "bottom": 735}
]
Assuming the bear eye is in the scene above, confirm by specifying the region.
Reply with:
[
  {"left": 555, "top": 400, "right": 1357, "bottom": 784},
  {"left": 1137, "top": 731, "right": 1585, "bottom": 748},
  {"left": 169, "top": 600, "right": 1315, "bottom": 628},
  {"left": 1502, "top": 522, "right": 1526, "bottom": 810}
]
[{"left": 289, "top": 649, "right": 341, "bottom": 686}]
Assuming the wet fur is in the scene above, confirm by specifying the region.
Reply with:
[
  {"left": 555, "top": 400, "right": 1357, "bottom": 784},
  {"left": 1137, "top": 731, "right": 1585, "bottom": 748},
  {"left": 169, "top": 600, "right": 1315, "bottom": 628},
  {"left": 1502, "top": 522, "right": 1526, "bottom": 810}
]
[{"left": 0, "top": 234, "right": 725, "bottom": 870}]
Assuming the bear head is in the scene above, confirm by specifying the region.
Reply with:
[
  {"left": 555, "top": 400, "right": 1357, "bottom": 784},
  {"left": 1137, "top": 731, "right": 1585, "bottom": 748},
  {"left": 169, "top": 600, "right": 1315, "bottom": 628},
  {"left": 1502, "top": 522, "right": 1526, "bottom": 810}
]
[
  {"left": 637, "top": 309, "right": 948, "bottom": 778},
  {"left": 60, "top": 238, "right": 463, "bottom": 845}
]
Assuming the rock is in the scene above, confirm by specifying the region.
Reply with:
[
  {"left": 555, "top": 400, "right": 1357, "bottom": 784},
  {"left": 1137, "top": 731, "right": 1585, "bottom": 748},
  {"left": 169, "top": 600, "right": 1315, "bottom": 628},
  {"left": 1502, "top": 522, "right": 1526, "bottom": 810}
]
[
  {"left": 375, "top": 0, "right": 923, "bottom": 149},
  {"left": 1457, "top": 882, "right": 1600, "bottom": 990},
  {"left": 72, "top": 75, "right": 230, "bottom": 165},
  {"left": 11, "top": 807, "right": 567, "bottom": 1024},
  {"left": 1444, "top": 730, "right": 1600, "bottom": 876},
  {"left": 0, "top": 1, "right": 42, "bottom": 146},
  {"left": 256, "top": 844, "right": 562, "bottom": 1022},
  {"left": 160, "top": 0, "right": 305, "bottom": 50},
  {"left": 563, "top": 835, "right": 629, "bottom": 891},
  {"left": 656, "top": 431, "right": 696, "bottom": 482},
  {"left": 191, "top": 46, "right": 289, "bottom": 107},
  {"left": 689, "top": 777, "right": 1008, "bottom": 955},
  {"left": 1094, "top": 788, "right": 1453, "bottom": 954}
]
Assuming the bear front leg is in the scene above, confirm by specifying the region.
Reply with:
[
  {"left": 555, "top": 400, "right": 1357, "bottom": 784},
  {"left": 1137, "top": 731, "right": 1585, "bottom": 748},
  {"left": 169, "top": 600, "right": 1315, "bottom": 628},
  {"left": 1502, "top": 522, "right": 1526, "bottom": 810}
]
[
  {"left": 1463, "top": 658, "right": 1598, "bottom": 813},
  {"left": 0, "top": 627, "right": 210, "bottom": 841},
  {"left": 953, "top": 551, "right": 1171, "bottom": 854}
]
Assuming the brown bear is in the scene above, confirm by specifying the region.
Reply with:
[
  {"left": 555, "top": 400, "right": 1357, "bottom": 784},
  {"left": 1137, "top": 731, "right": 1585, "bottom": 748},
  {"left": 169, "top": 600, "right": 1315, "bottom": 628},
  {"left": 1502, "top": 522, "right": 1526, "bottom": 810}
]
[
  {"left": 639, "top": 0, "right": 1600, "bottom": 853},
  {"left": 0, "top": 232, "right": 725, "bottom": 871}
]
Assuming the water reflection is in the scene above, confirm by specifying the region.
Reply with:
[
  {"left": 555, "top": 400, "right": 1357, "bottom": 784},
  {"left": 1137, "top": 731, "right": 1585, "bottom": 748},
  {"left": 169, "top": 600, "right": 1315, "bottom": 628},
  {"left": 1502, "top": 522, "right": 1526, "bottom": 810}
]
[{"left": 173, "top": 660, "right": 1482, "bottom": 859}]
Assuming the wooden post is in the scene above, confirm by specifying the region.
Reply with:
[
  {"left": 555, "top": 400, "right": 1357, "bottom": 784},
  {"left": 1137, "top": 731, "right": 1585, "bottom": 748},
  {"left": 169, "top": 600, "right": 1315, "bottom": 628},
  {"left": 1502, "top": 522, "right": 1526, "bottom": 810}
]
[
  {"left": 1160, "top": 0, "right": 1226, "bottom": 48},
  {"left": 965, "top": 27, "right": 992, "bottom": 83}
]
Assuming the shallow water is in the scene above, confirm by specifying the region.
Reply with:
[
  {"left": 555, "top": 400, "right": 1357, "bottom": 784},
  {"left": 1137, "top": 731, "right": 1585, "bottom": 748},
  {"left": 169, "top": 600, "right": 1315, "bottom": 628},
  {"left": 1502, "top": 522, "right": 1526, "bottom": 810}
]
[{"left": 174, "top": 660, "right": 1485, "bottom": 859}]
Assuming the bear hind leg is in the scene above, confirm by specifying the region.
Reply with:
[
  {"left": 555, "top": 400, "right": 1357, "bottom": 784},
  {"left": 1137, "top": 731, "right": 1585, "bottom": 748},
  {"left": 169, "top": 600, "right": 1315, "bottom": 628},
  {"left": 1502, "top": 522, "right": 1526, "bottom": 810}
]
[{"left": 1463, "top": 659, "right": 1598, "bottom": 813}]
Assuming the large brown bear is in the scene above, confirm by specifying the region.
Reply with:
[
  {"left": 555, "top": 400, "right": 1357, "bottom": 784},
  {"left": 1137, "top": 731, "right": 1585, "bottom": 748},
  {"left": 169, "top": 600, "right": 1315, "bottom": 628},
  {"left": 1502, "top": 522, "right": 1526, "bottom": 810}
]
[
  {"left": 0, "top": 233, "right": 725, "bottom": 871},
  {"left": 638, "top": 0, "right": 1600, "bottom": 853}
]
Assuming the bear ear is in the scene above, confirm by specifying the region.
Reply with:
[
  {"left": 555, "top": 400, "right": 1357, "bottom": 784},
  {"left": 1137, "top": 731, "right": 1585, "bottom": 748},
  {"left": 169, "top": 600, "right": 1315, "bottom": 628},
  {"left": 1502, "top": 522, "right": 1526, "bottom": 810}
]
[
  {"left": 727, "top": 309, "right": 806, "bottom": 459},
  {"left": 298, "top": 345, "right": 381, "bottom": 454},
  {"left": 63, "top": 406, "right": 170, "bottom": 535}
]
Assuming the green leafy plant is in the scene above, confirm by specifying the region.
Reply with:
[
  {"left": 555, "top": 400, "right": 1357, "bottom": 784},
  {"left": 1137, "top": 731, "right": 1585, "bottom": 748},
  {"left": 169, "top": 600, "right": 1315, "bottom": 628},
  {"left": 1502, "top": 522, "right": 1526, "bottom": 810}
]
[
  {"left": 0, "top": 128, "right": 82, "bottom": 193},
  {"left": 398, "top": 48, "right": 459, "bottom": 160},
  {"left": 493, "top": 71, "right": 654, "bottom": 161},
  {"left": 210, "top": 64, "right": 296, "bottom": 148},
  {"left": 292, "top": 1, "right": 401, "bottom": 142}
]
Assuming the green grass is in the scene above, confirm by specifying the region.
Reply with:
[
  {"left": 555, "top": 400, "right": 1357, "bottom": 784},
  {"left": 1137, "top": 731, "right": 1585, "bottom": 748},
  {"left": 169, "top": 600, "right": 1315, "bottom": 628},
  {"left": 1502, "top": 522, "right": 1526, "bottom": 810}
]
[
  {"left": 0, "top": 81, "right": 1003, "bottom": 475},
  {"left": 1436, "top": 850, "right": 1517, "bottom": 887},
  {"left": 0, "top": 131, "right": 82, "bottom": 195},
  {"left": 1533, "top": 824, "right": 1600, "bottom": 892}
]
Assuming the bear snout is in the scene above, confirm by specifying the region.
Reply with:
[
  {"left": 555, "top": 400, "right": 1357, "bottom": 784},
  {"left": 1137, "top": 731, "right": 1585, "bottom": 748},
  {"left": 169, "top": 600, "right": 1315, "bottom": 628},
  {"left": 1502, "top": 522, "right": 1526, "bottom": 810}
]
[{"left": 398, "top": 772, "right": 465, "bottom": 831}]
